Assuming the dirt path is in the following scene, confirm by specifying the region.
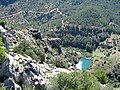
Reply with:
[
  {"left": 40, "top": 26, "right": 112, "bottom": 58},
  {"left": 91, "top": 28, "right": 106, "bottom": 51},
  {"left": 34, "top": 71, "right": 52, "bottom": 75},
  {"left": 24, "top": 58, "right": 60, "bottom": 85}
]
[{"left": 0, "top": 8, "right": 62, "bottom": 19}]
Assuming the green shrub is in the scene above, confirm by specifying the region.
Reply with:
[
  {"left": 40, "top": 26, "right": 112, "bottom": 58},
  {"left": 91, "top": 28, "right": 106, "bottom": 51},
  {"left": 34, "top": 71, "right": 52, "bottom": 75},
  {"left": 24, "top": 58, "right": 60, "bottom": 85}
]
[
  {"left": 13, "top": 39, "right": 45, "bottom": 63},
  {"left": 93, "top": 69, "right": 109, "bottom": 84},
  {"left": 0, "top": 38, "right": 7, "bottom": 62},
  {"left": 0, "top": 83, "right": 6, "bottom": 90},
  {"left": 0, "top": 21, "right": 6, "bottom": 28},
  {"left": 49, "top": 71, "right": 102, "bottom": 90},
  {"left": 50, "top": 56, "right": 69, "bottom": 68}
]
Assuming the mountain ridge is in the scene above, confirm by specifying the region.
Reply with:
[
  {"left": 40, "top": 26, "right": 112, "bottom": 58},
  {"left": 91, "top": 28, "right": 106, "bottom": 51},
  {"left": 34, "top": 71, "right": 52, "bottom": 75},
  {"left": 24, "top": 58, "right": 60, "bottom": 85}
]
[{"left": 0, "top": 0, "right": 119, "bottom": 30}]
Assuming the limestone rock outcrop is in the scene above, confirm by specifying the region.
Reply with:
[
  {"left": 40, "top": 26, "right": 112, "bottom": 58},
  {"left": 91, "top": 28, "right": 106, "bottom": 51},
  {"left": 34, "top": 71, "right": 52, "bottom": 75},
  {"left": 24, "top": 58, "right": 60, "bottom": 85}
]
[
  {"left": 0, "top": 25, "right": 9, "bottom": 50},
  {"left": 4, "top": 78, "right": 21, "bottom": 90},
  {"left": 0, "top": 53, "right": 46, "bottom": 90},
  {"left": 0, "top": 26, "right": 46, "bottom": 90}
]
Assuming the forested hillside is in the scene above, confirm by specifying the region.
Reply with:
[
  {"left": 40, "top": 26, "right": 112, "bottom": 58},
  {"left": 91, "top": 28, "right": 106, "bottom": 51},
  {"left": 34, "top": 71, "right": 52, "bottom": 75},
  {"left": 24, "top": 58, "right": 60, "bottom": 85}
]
[
  {"left": 0, "top": 0, "right": 119, "bottom": 30},
  {"left": 0, "top": 0, "right": 120, "bottom": 90}
]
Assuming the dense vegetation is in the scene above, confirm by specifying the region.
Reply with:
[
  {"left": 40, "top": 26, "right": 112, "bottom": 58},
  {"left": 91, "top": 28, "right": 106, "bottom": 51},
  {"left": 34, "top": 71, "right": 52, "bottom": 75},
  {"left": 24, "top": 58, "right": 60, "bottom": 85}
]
[
  {"left": 13, "top": 39, "right": 45, "bottom": 63},
  {"left": 0, "top": 0, "right": 119, "bottom": 31},
  {"left": 49, "top": 70, "right": 109, "bottom": 90},
  {"left": 0, "top": 21, "right": 6, "bottom": 28},
  {"left": 93, "top": 69, "right": 109, "bottom": 84},
  {"left": 0, "top": 38, "right": 7, "bottom": 62},
  {"left": 48, "top": 25, "right": 112, "bottom": 52},
  {"left": 0, "top": 0, "right": 120, "bottom": 89},
  {"left": 0, "top": 0, "right": 119, "bottom": 53}
]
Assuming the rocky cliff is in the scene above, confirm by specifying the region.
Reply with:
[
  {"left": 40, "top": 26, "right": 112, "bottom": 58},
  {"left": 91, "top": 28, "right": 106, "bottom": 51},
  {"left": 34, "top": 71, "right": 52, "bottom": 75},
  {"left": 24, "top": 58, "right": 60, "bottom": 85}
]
[
  {"left": 0, "top": 25, "right": 46, "bottom": 90},
  {"left": 0, "top": 25, "right": 74, "bottom": 90}
]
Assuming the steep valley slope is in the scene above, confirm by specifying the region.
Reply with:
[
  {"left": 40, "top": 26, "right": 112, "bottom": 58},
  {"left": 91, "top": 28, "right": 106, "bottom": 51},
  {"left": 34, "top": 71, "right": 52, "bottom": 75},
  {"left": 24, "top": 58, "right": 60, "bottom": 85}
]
[{"left": 0, "top": 0, "right": 120, "bottom": 90}]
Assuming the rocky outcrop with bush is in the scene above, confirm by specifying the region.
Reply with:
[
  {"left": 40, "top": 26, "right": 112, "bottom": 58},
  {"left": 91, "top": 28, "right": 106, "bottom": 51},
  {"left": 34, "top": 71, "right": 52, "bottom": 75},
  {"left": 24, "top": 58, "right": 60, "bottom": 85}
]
[
  {"left": 0, "top": 25, "right": 78, "bottom": 90},
  {"left": 0, "top": 25, "right": 47, "bottom": 90}
]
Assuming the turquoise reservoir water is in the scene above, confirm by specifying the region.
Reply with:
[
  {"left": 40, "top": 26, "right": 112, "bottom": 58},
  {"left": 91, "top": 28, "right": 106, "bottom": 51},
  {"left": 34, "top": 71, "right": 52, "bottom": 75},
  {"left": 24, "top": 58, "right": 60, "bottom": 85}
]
[{"left": 80, "top": 58, "right": 93, "bottom": 70}]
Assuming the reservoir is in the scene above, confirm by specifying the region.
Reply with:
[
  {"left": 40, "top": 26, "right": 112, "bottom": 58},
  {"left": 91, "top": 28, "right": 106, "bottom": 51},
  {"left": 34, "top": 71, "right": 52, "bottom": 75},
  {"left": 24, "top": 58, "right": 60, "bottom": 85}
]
[
  {"left": 76, "top": 58, "right": 93, "bottom": 70},
  {"left": 80, "top": 58, "right": 93, "bottom": 70}
]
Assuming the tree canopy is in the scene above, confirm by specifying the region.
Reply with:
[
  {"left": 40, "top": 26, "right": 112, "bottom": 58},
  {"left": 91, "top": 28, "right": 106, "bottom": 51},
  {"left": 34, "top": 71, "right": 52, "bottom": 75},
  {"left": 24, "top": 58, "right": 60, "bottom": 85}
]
[{"left": 49, "top": 71, "right": 102, "bottom": 90}]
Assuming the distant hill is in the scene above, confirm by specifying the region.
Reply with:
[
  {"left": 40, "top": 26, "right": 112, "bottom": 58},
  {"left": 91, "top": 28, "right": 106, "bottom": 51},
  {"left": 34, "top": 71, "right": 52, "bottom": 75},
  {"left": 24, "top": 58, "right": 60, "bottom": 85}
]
[
  {"left": 0, "top": 0, "right": 119, "bottom": 30},
  {"left": 0, "top": 0, "right": 17, "bottom": 6}
]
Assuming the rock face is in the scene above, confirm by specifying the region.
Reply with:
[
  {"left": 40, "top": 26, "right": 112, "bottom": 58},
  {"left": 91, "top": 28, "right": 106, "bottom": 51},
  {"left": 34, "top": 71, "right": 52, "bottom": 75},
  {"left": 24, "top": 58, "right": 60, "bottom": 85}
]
[
  {"left": 0, "top": 26, "right": 46, "bottom": 90},
  {"left": 0, "top": 53, "right": 46, "bottom": 90},
  {"left": 4, "top": 78, "right": 21, "bottom": 90},
  {"left": 0, "top": 25, "right": 73, "bottom": 90},
  {"left": 0, "top": 25, "right": 18, "bottom": 51},
  {"left": 76, "top": 61, "right": 82, "bottom": 70},
  {"left": 0, "top": 25, "right": 9, "bottom": 50}
]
